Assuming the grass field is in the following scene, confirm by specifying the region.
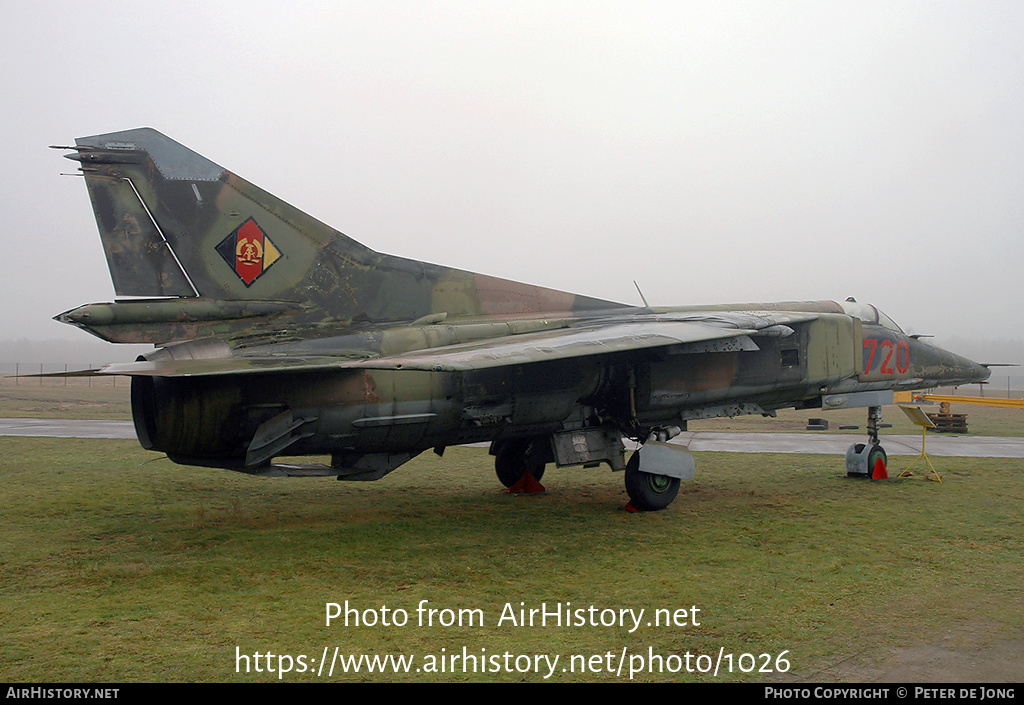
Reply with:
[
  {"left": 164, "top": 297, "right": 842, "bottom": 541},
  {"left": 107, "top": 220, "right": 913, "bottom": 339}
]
[
  {"left": 0, "top": 378, "right": 131, "bottom": 420},
  {"left": 2, "top": 436, "right": 1022, "bottom": 682}
]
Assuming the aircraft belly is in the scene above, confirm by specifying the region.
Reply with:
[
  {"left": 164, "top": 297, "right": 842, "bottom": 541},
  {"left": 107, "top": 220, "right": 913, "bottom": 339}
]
[
  {"left": 249, "top": 361, "right": 601, "bottom": 457},
  {"left": 281, "top": 365, "right": 588, "bottom": 454},
  {"left": 297, "top": 368, "right": 456, "bottom": 453}
]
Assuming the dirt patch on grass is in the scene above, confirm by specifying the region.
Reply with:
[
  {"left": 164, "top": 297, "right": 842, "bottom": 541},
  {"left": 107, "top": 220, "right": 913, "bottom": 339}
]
[{"left": 809, "top": 628, "right": 1024, "bottom": 682}]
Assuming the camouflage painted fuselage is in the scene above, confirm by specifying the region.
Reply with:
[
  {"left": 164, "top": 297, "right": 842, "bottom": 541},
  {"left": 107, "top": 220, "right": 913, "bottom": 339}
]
[{"left": 125, "top": 300, "right": 986, "bottom": 473}]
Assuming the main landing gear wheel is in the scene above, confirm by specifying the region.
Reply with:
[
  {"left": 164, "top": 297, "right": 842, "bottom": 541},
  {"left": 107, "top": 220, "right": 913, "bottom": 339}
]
[
  {"left": 494, "top": 440, "right": 546, "bottom": 489},
  {"left": 624, "top": 452, "right": 680, "bottom": 511}
]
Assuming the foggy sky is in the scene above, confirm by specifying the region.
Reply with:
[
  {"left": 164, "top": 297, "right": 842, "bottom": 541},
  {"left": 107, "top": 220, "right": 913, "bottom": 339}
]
[{"left": 2, "top": 2, "right": 1021, "bottom": 364}]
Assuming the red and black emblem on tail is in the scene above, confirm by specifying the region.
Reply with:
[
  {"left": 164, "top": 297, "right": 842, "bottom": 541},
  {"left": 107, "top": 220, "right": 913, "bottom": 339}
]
[{"left": 215, "top": 218, "right": 281, "bottom": 286}]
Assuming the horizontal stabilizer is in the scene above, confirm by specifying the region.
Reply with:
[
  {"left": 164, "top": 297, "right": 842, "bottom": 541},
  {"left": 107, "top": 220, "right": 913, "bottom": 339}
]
[{"left": 55, "top": 298, "right": 306, "bottom": 344}]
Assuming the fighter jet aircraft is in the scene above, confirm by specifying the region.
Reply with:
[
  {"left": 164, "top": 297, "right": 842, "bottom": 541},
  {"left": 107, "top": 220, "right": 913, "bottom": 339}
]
[{"left": 53, "top": 128, "right": 990, "bottom": 510}]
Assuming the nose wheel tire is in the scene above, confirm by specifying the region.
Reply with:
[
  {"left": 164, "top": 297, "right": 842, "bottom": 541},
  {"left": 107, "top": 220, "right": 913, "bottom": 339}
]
[{"left": 867, "top": 445, "right": 888, "bottom": 479}]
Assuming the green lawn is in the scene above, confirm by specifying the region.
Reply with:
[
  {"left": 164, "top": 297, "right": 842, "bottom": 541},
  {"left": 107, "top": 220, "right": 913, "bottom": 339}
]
[{"left": 2, "top": 439, "right": 1021, "bottom": 682}]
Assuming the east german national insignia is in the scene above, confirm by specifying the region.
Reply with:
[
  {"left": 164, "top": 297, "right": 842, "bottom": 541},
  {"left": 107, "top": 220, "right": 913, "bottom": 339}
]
[{"left": 216, "top": 218, "right": 281, "bottom": 286}]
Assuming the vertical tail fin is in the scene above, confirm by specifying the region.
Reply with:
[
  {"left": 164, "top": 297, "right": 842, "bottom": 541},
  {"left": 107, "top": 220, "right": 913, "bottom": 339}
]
[
  {"left": 67, "top": 127, "right": 358, "bottom": 301},
  {"left": 59, "top": 128, "right": 624, "bottom": 344}
]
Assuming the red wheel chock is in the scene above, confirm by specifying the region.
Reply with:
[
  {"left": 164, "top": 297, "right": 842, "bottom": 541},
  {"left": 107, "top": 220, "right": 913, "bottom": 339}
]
[
  {"left": 871, "top": 457, "right": 888, "bottom": 480},
  {"left": 506, "top": 470, "right": 545, "bottom": 494}
]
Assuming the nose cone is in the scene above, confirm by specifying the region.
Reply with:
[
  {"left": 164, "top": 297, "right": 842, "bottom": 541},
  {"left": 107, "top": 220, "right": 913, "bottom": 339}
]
[
  {"left": 916, "top": 341, "right": 990, "bottom": 387},
  {"left": 957, "top": 355, "right": 991, "bottom": 385}
]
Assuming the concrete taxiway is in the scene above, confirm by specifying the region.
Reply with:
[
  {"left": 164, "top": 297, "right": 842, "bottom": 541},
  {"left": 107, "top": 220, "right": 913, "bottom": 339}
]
[
  {"left": 2, "top": 418, "right": 1023, "bottom": 457},
  {"left": 674, "top": 431, "right": 1024, "bottom": 457},
  {"left": 0, "top": 418, "right": 135, "bottom": 439}
]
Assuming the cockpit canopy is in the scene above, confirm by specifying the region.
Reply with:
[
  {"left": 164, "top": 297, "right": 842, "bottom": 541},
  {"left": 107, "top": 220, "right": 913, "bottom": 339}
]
[{"left": 840, "top": 297, "right": 904, "bottom": 333}]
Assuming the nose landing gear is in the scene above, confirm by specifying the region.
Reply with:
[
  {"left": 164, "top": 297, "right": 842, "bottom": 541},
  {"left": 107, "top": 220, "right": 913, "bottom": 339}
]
[{"left": 845, "top": 406, "right": 888, "bottom": 479}]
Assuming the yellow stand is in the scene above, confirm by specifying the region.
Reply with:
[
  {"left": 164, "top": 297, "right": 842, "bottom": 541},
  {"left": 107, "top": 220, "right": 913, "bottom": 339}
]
[{"left": 897, "top": 405, "right": 941, "bottom": 482}]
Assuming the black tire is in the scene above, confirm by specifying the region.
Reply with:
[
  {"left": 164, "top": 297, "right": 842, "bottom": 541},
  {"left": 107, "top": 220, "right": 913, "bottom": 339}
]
[
  {"left": 624, "top": 451, "right": 680, "bottom": 511},
  {"left": 494, "top": 440, "right": 546, "bottom": 488}
]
